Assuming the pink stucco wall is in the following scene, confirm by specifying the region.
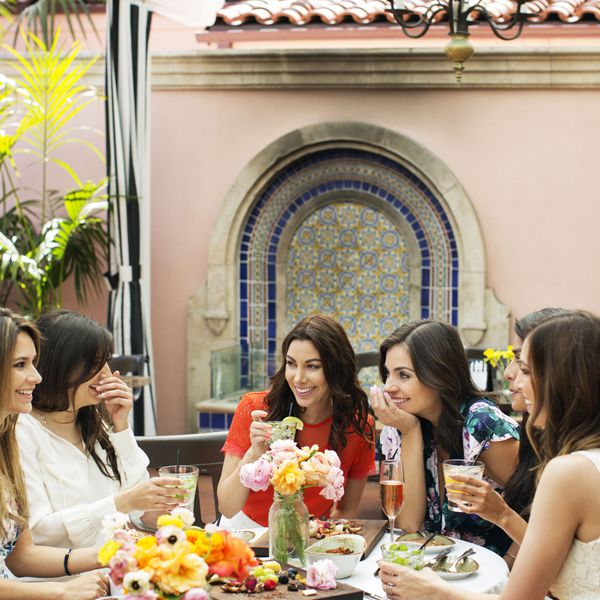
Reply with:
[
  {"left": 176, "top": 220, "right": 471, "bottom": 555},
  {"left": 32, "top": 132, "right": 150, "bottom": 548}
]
[
  {"left": 17, "top": 16, "right": 599, "bottom": 433},
  {"left": 150, "top": 85, "right": 600, "bottom": 431}
]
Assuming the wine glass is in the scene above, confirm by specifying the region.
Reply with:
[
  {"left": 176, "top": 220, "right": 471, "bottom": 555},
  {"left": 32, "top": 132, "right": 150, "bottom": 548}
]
[{"left": 380, "top": 459, "right": 404, "bottom": 545}]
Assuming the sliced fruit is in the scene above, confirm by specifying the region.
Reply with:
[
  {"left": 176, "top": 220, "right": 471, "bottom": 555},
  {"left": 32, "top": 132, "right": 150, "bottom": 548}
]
[{"left": 282, "top": 416, "right": 304, "bottom": 431}]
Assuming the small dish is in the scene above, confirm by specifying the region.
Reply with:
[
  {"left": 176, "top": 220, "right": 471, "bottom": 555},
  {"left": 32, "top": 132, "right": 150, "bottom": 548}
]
[
  {"left": 395, "top": 532, "right": 455, "bottom": 554},
  {"left": 306, "top": 534, "right": 366, "bottom": 579},
  {"left": 230, "top": 529, "right": 256, "bottom": 543},
  {"left": 432, "top": 557, "right": 479, "bottom": 580}
]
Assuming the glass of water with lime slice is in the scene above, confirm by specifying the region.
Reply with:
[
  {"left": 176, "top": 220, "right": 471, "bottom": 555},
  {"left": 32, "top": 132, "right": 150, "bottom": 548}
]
[{"left": 158, "top": 465, "right": 199, "bottom": 513}]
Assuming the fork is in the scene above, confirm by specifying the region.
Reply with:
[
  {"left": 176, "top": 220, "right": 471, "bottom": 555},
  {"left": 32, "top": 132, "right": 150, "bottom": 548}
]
[{"left": 423, "top": 547, "right": 452, "bottom": 569}]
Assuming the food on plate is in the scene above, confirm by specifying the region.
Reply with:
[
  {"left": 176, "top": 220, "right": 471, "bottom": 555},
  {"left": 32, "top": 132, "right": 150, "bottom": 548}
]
[
  {"left": 220, "top": 564, "right": 308, "bottom": 593},
  {"left": 325, "top": 547, "right": 353, "bottom": 555},
  {"left": 308, "top": 518, "right": 363, "bottom": 539}
]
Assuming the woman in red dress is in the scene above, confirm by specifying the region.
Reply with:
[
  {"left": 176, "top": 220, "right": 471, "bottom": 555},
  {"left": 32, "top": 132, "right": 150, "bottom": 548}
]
[{"left": 217, "top": 314, "right": 376, "bottom": 527}]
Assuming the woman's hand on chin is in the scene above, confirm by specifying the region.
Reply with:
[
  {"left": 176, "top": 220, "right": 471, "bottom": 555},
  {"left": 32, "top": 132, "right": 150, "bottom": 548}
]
[
  {"left": 370, "top": 386, "right": 420, "bottom": 435},
  {"left": 99, "top": 370, "right": 133, "bottom": 432}
]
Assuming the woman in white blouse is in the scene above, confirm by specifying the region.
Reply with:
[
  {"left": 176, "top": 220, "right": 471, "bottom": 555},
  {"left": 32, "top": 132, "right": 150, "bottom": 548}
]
[{"left": 17, "top": 310, "right": 181, "bottom": 548}]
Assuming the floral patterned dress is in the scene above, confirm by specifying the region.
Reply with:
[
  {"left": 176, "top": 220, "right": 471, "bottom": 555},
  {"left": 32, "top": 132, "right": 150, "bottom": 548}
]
[
  {"left": 420, "top": 397, "right": 520, "bottom": 555},
  {"left": 0, "top": 507, "right": 20, "bottom": 579}
]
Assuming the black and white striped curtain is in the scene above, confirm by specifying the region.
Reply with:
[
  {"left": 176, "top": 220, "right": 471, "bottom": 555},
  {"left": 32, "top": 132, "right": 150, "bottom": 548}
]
[{"left": 105, "top": 0, "right": 156, "bottom": 435}]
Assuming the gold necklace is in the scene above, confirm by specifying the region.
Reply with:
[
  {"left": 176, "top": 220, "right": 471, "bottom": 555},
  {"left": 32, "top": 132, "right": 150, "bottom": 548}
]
[{"left": 33, "top": 410, "right": 84, "bottom": 449}]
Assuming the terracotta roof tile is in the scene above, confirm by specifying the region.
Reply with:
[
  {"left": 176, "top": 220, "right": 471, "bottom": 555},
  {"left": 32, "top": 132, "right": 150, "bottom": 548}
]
[{"left": 216, "top": 0, "right": 600, "bottom": 25}]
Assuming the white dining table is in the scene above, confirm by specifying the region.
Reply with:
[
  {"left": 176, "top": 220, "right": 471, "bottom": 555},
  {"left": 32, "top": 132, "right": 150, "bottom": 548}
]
[
  {"left": 240, "top": 527, "right": 509, "bottom": 595},
  {"left": 346, "top": 535, "right": 509, "bottom": 595}
]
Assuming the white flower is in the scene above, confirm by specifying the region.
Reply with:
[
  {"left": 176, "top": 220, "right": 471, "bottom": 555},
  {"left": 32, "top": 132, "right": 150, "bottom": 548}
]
[
  {"left": 101, "top": 512, "right": 129, "bottom": 538},
  {"left": 123, "top": 570, "right": 152, "bottom": 595},
  {"left": 171, "top": 506, "right": 195, "bottom": 527}
]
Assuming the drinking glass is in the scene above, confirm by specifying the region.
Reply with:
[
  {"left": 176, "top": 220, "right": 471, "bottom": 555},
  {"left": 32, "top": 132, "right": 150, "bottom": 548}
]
[
  {"left": 380, "top": 459, "right": 404, "bottom": 545},
  {"left": 268, "top": 421, "right": 297, "bottom": 445},
  {"left": 442, "top": 459, "right": 484, "bottom": 512},
  {"left": 158, "top": 465, "right": 199, "bottom": 514},
  {"left": 380, "top": 543, "right": 425, "bottom": 570}
]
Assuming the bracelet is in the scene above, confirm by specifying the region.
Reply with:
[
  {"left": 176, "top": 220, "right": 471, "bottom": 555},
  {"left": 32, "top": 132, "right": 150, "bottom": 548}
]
[
  {"left": 64, "top": 547, "right": 74, "bottom": 576},
  {"left": 505, "top": 552, "right": 517, "bottom": 560}
]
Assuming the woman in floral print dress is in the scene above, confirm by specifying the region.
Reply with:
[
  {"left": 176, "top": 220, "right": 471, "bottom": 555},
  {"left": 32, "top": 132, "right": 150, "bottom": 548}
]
[{"left": 371, "top": 320, "right": 520, "bottom": 557}]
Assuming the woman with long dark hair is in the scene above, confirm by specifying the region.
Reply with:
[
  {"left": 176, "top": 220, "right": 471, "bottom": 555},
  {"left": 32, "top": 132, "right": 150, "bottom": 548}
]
[
  {"left": 17, "top": 310, "right": 180, "bottom": 548},
  {"left": 379, "top": 310, "right": 600, "bottom": 600},
  {"left": 371, "top": 320, "right": 520, "bottom": 555},
  {"left": 448, "top": 308, "right": 568, "bottom": 566},
  {"left": 0, "top": 307, "right": 108, "bottom": 598},
  {"left": 218, "top": 314, "right": 375, "bottom": 528}
]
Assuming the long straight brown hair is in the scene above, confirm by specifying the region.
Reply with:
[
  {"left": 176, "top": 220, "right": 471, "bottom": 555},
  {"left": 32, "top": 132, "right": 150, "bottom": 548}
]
[
  {"left": 265, "top": 314, "right": 374, "bottom": 451},
  {"left": 526, "top": 311, "right": 600, "bottom": 479},
  {"left": 379, "top": 320, "right": 487, "bottom": 456},
  {"left": 0, "top": 308, "right": 40, "bottom": 537}
]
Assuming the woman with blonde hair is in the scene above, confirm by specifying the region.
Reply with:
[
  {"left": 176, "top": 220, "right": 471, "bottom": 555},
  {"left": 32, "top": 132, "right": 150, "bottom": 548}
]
[
  {"left": 379, "top": 310, "right": 600, "bottom": 600},
  {"left": 0, "top": 307, "right": 107, "bottom": 599}
]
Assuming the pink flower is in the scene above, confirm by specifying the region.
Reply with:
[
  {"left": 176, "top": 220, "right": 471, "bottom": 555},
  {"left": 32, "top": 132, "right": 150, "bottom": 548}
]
[
  {"left": 109, "top": 550, "right": 137, "bottom": 586},
  {"left": 306, "top": 559, "right": 337, "bottom": 589},
  {"left": 320, "top": 466, "right": 345, "bottom": 502},
  {"left": 268, "top": 440, "right": 299, "bottom": 466},
  {"left": 240, "top": 457, "right": 273, "bottom": 491},
  {"left": 183, "top": 588, "right": 210, "bottom": 600},
  {"left": 324, "top": 449, "right": 341, "bottom": 469},
  {"left": 302, "top": 452, "right": 331, "bottom": 486}
]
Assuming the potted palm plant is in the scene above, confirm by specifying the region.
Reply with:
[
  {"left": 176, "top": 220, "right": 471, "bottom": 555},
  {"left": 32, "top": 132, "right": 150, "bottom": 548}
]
[{"left": 0, "top": 29, "right": 107, "bottom": 316}]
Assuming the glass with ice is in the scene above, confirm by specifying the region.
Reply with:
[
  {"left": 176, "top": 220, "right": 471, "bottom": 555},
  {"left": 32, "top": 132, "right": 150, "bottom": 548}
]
[
  {"left": 158, "top": 465, "right": 199, "bottom": 513},
  {"left": 442, "top": 459, "right": 484, "bottom": 512}
]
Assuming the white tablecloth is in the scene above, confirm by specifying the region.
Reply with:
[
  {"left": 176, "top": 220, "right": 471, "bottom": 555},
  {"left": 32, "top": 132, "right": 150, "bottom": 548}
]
[{"left": 346, "top": 535, "right": 509, "bottom": 595}]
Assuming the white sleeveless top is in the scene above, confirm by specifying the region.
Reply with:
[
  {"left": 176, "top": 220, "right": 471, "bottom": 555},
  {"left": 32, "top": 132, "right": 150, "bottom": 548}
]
[{"left": 550, "top": 449, "right": 600, "bottom": 600}]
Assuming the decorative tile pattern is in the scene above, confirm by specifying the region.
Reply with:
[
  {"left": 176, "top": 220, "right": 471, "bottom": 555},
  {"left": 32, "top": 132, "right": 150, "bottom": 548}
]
[
  {"left": 238, "top": 148, "right": 458, "bottom": 386},
  {"left": 286, "top": 201, "right": 409, "bottom": 354}
]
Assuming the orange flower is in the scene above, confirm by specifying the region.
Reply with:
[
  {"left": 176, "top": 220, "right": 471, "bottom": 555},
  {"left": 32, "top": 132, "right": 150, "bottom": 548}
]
[{"left": 148, "top": 541, "right": 208, "bottom": 596}]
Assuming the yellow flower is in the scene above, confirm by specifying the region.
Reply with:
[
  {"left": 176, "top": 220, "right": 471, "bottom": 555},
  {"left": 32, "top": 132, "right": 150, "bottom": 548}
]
[
  {"left": 296, "top": 444, "right": 319, "bottom": 463},
  {"left": 98, "top": 539, "right": 121, "bottom": 566},
  {"left": 157, "top": 514, "right": 184, "bottom": 529},
  {"left": 150, "top": 541, "right": 208, "bottom": 595},
  {"left": 271, "top": 459, "right": 306, "bottom": 495},
  {"left": 134, "top": 536, "right": 160, "bottom": 569}
]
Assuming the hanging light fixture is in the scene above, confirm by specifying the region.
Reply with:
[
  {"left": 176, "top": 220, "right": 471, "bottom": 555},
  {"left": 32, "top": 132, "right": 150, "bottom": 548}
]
[{"left": 389, "top": 0, "right": 535, "bottom": 82}]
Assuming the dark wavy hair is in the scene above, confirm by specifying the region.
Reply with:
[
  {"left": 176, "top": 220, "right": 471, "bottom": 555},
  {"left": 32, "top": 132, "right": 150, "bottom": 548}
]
[
  {"left": 526, "top": 311, "right": 600, "bottom": 481},
  {"left": 378, "top": 320, "right": 486, "bottom": 456},
  {"left": 503, "top": 307, "right": 569, "bottom": 518},
  {"left": 265, "top": 314, "right": 374, "bottom": 452},
  {"left": 33, "top": 310, "right": 121, "bottom": 483}
]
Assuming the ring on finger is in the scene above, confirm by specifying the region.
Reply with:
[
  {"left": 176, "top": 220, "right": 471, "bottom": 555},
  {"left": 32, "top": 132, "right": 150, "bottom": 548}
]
[{"left": 386, "top": 582, "right": 394, "bottom": 595}]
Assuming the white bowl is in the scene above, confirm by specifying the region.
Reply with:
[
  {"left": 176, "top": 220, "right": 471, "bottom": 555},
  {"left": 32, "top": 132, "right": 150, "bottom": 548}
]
[{"left": 305, "top": 534, "right": 366, "bottom": 579}]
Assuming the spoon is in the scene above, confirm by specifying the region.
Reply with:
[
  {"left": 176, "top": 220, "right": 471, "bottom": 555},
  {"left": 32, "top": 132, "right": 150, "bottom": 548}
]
[{"left": 445, "top": 548, "right": 476, "bottom": 573}]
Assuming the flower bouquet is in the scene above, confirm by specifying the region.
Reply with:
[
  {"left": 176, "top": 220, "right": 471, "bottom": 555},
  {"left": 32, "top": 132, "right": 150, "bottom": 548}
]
[
  {"left": 98, "top": 508, "right": 258, "bottom": 600},
  {"left": 240, "top": 440, "right": 344, "bottom": 566},
  {"left": 484, "top": 346, "right": 515, "bottom": 401}
]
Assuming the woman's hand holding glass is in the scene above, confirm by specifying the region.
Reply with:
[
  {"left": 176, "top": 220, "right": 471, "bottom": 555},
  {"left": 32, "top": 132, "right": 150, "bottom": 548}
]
[
  {"left": 248, "top": 410, "right": 272, "bottom": 459},
  {"left": 379, "top": 559, "right": 451, "bottom": 600},
  {"left": 98, "top": 369, "right": 134, "bottom": 432},
  {"left": 115, "top": 476, "right": 184, "bottom": 513},
  {"left": 370, "top": 386, "right": 420, "bottom": 435},
  {"left": 445, "top": 473, "right": 511, "bottom": 524}
]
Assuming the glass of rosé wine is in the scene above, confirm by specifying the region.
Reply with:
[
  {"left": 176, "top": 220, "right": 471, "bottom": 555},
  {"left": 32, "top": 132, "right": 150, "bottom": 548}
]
[{"left": 380, "top": 459, "right": 404, "bottom": 545}]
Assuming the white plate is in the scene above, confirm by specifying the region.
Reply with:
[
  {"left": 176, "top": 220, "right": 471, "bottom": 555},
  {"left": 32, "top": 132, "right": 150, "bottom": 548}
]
[
  {"left": 433, "top": 557, "right": 479, "bottom": 580},
  {"left": 394, "top": 533, "right": 455, "bottom": 555}
]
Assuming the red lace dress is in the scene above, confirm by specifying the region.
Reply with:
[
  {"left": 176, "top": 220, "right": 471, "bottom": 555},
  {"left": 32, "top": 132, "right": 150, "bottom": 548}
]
[{"left": 222, "top": 391, "right": 376, "bottom": 526}]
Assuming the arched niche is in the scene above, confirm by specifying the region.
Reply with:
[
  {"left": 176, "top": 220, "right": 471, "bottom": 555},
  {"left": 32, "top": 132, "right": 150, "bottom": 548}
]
[{"left": 187, "top": 122, "right": 508, "bottom": 426}]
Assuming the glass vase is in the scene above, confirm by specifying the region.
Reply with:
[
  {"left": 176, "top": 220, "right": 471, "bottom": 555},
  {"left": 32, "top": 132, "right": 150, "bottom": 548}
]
[{"left": 268, "top": 490, "right": 309, "bottom": 566}]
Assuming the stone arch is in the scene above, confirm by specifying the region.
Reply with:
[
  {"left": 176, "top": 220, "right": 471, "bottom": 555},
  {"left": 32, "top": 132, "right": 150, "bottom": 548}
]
[{"left": 188, "top": 122, "right": 508, "bottom": 418}]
